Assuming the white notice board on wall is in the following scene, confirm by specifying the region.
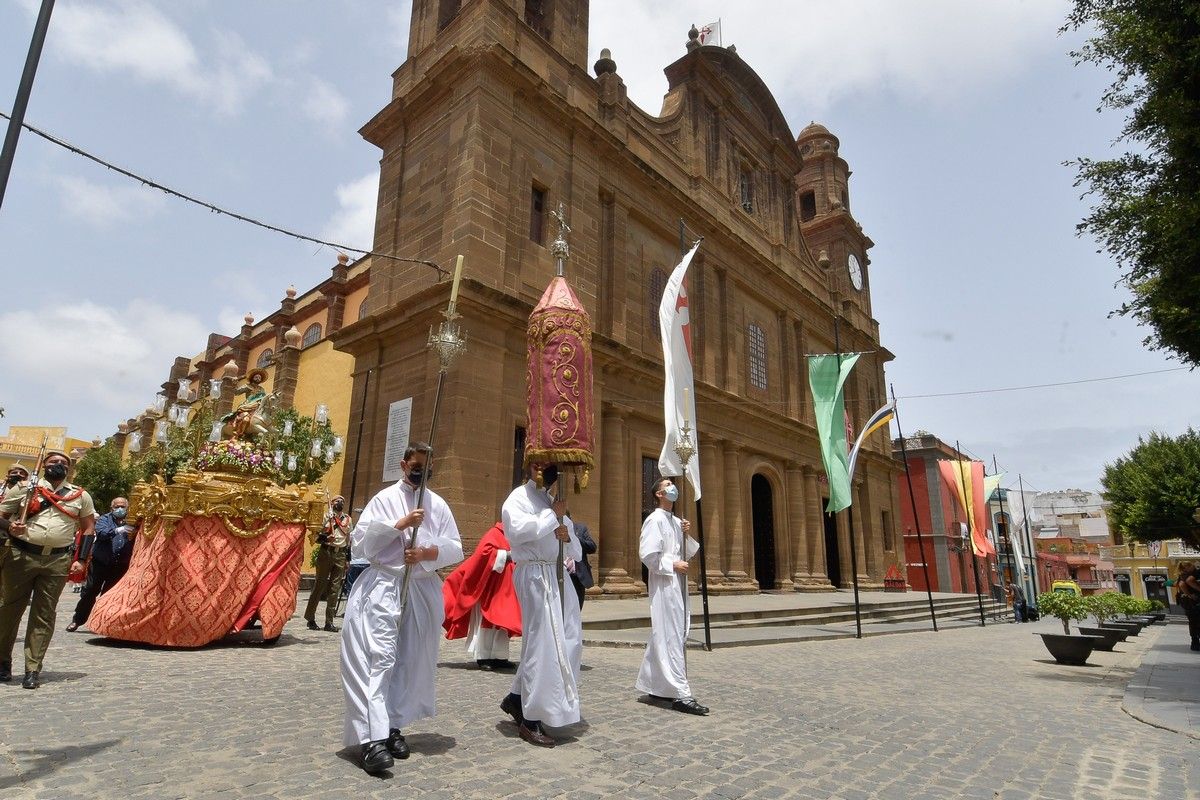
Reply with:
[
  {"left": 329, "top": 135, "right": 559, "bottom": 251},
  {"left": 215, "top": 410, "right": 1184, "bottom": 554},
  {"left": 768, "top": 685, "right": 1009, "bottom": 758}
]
[{"left": 381, "top": 397, "right": 413, "bottom": 482}]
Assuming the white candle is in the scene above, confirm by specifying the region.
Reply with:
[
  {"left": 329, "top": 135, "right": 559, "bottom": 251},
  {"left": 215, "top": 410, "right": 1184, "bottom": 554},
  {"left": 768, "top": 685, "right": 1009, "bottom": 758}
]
[
  {"left": 449, "top": 254, "right": 464, "bottom": 305},
  {"left": 683, "top": 388, "right": 691, "bottom": 426}
]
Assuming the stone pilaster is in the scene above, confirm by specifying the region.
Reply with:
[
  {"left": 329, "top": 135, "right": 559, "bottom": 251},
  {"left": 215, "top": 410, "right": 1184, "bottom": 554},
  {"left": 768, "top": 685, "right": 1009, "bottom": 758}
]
[
  {"left": 799, "top": 465, "right": 834, "bottom": 591},
  {"left": 787, "top": 461, "right": 809, "bottom": 586},
  {"left": 599, "top": 404, "right": 638, "bottom": 595},
  {"left": 698, "top": 437, "right": 726, "bottom": 591}
]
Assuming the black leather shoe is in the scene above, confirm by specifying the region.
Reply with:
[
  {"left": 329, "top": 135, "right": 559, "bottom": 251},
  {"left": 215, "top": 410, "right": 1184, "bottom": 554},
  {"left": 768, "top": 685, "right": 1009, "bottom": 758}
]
[
  {"left": 500, "top": 693, "right": 524, "bottom": 724},
  {"left": 518, "top": 723, "right": 556, "bottom": 748},
  {"left": 65, "top": 622, "right": 80, "bottom": 632},
  {"left": 386, "top": 728, "right": 410, "bottom": 759},
  {"left": 671, "top": 697, "right": 708, "bottom": 715},
  {"left": 0, "top": 661, "right": 10, "bottom": 682},
  {"left": 476, "top": 659, "right": 493, "bottom": 671},
  {"left": 323, "top": 624, "right": 339, "bottom": 633},
  {"left": 360, "top": 741, "right": 393, "bottom": 774},
  {"left": 21, "top": 671, "right": 40, "bottom": 690},
  {"left": 306, "top": 619, "right": 319, "bottom": 631},
  {"left": 490, "top": 659, "right": 517, "bottom": 670}
]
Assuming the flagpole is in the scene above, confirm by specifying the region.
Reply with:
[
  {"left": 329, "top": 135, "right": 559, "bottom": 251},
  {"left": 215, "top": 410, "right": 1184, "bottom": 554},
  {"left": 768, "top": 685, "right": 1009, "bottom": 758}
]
[
  {"left": 954, "top": 441, "right": 987, "bottom": 627},
  {"left": 1018, "top": 473, "right": 1039, "bottom": 602},
  {"left": 992, "top": 455, "right": 1013, "bottom": 621},
  {"left": 889, "top": 385, "right": 938, "bottom": 632},
  {"left": 679, "top": 218, "right": 712, "bottom": 651},
  {"left": 834, "top": 314, "right": 864, "bottom": 639}
]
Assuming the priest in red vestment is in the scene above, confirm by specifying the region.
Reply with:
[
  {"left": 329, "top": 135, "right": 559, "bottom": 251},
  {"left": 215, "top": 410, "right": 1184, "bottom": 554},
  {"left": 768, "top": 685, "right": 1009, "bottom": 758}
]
[{"left": 443, "top": 522, "right": 521, "bottom": 670}]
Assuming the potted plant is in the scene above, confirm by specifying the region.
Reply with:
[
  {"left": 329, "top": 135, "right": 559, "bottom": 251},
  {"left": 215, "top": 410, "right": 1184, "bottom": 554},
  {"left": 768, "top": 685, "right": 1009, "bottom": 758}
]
[
  {"left": 1036, "top": 592, "right": 1101, "bottom": 665},
  {"left": 1077, "top": 593, "right": 1124, "bottom": 651},
  {"left": 1147, "top": 599, "right": 1167, "bottom": 622}
]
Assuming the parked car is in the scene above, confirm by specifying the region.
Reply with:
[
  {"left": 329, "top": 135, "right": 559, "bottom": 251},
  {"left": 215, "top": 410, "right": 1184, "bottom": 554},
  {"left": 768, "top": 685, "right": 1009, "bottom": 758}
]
[{"left": 1051, "top": 579, "right": 1082, "bottom": 596}]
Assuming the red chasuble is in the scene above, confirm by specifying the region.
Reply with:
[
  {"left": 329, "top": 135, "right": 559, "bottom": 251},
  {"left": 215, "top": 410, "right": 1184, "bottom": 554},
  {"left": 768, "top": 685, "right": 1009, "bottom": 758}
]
[{"left": 442, "top": 522, "right": 521, "bottom": 639}]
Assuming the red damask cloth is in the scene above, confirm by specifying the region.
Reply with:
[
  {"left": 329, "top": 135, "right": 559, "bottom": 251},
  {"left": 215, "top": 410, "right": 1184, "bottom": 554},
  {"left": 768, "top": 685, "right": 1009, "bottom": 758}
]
[
  {"left": 443, "top": 522, "right": 521, "bottom": 639},
  {"left": 88, "top": 515, "right": 305, "bottom": 647}
]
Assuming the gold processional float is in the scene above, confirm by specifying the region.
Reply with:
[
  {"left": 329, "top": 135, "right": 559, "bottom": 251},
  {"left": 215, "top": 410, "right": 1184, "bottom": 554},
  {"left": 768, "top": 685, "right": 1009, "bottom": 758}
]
[{"left": 88, "top": 363, "right": 333, "bottom": 647}]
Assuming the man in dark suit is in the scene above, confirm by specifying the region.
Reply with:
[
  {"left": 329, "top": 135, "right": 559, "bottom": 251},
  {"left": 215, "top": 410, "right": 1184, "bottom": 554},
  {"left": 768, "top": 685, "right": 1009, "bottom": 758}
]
[
  {"left": 568, "top": 520, "right": 596, "bottom": 610},
  {"left": 66, "top": 496, "right": 135, "bottom": 632}
]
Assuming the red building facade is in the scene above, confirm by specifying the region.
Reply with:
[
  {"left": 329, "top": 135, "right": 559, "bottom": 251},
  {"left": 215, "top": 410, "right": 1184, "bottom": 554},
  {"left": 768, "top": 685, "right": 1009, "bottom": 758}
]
[{"left": 894, "top": 433, "right": 998, "bottom": 596}]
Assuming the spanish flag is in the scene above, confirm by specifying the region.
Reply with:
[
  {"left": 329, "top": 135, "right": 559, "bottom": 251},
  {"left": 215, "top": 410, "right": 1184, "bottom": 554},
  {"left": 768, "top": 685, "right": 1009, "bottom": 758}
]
[{"left": 937, "top": 459, "right": 997, "bottom": 557}]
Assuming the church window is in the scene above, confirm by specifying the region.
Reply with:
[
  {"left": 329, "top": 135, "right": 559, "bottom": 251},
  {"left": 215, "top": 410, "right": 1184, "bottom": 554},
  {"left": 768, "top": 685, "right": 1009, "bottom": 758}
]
[
  {"left": 705, "top": 104, "right": 720, "bottom": 177},
  {"left": 525, "top": 0, "right": 552, "bottom": 40},
  {"left": 748, "top": 324, "right": 767, "bottom": 389},
  {"left": 357, "top": 294, "right": 370, "bottom": 321},
  {"left": 739, "top": 167, "right": 754, "bottom": 213},
  {"left": 800, "top": 191, "right": 816, "bottom": 222},
  {"left": 438, "top": 0, "right": 461, "bottom": 31},
  {"left": 302, "top": 323, "right": 323, "bottom": 348},
  {"left": 841, "top": 189, "right": 849, "bottom": 211},
  {"left": 529, "top": 185, "right": 547, "bottom": 245},
  {"left": 256, "top": 348, "right": 274, "bottom": 368},
  {"left": 648, "top": 266, "right": 668, "bottom": 342}
]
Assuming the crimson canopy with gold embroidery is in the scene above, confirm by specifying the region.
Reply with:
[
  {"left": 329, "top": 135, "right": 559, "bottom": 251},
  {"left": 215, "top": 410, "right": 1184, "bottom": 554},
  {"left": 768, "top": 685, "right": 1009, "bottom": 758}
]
[{"left": 523, "top": 274, "right": 595, "bottom": 490}]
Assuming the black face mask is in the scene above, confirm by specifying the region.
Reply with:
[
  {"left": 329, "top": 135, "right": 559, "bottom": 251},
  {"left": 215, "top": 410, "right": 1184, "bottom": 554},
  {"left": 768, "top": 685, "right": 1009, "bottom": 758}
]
[
  {"left": 541, "top": 465, "right": 559, "bottom": 488},
  {"left": 333, "top": 502, "right": 344, "bottom": 512},
  {"left": 407, "top": 468, "right": 428, "bottom": 486},
  {"left": 5, "top": 476, "right": 20, "bottom": 487},
  {"left": 44, "top": 464, "right": 68, "bottom": 481}
]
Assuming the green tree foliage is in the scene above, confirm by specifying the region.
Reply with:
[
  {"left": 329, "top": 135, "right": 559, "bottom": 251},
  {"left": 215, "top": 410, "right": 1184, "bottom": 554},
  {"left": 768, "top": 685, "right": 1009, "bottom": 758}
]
[
  {"left": 1064, "top": 2, "right": 1200, "bottom": 364},
  {"left": 258, "top": 407, "right": 341, "bottom": 487},
  {"left": 1102, "top": 428, "right": 1200, "bottom": 547},
  {"left": 72, "top": 440, "right": 143, "bottom": 510},
  {"left": 1037, "top": 591, "right": 1091, "bottom": 635}
]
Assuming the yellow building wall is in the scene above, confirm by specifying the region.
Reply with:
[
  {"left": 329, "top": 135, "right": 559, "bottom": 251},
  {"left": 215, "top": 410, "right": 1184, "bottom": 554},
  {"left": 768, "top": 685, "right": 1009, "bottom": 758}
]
[
  {"left": 1, "top": 426, "right": 90, "bottom": 473},
  {"left": 346, "top": 285, "right": 369, "bottom": 323},
  {"left": 291, "top": 339, "right": 355, "bottom": 574}
]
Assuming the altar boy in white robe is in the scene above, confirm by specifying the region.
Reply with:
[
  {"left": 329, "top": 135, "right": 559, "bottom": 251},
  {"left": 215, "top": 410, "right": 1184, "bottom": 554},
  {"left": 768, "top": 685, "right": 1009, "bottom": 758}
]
[
  {"left": 340, "top": 443, "right": 464, "bottom": 774},
  {"left": 499, "top": 463, "right": 583, "bottom": 747},
  {"left": 636, "top": 477, "right": 708, "bottom": 715}
]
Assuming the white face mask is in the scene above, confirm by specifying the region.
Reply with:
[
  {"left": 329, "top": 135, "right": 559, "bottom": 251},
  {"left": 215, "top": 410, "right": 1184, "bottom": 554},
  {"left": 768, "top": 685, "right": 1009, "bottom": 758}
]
[{"left": 663, "top": 485, "right": 679, "bottom": 502}]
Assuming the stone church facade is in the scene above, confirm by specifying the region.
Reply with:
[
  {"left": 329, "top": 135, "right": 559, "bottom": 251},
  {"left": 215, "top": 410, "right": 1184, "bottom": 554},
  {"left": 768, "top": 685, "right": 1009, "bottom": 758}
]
[{"left": 334, "top": 0, "right": 903, "bottom": 594}]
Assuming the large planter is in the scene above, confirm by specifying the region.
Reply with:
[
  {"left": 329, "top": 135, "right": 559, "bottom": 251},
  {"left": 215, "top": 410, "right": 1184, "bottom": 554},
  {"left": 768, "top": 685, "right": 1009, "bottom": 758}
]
[
  {"left": 1102, "top": 621, "right": 1141, "bottom": 637},
  {"left": 1038, "top": 633, "right": 1101, "bottom": 665},
  {"left": 1076, "top": 626, "right": 1122, "bottom": 651},
  {"left": 1094, "top": 624, "right": 1130, "bottom": 642}
]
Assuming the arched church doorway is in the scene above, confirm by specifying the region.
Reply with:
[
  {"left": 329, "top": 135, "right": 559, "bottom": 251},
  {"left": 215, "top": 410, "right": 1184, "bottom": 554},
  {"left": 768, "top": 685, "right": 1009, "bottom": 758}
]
[
  {"left": 824, "top": 506, "right": 842, "bottom": 588},
  {"left": 751, "top": 474, "right": 776, "bottom": 591}
]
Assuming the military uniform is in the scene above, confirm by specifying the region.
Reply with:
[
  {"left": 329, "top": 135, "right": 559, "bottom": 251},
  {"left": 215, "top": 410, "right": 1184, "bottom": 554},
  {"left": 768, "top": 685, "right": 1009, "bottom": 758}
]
[
  {"left": 304, "top": 503, "right": 351, "bottom": 631},
  {"left": 0, "top": 464, "right": 31, "bottom": 580},
  {"left": 0, "top": 475, "right": 95, "bottom": 682}
]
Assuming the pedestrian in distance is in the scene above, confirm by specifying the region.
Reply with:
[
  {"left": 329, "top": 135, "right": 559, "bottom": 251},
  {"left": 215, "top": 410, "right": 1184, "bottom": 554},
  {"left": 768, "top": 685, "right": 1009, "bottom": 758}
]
[
  {"left": 567, "top": 517, "right": 596, "bottom": 611},
  {"left": 0, "top": 451, "right": 95, "bottom": 689},
  {"left": 66, "top": 496, "right": 135, "bottom": 632},
  {"left": 1174, "top": 561, "right": 1200, "bottom": 652},
  {"left": 636, "top": 477, "right": 708, "bottom": 715},
  {"left": 339, "top": 443, "right": 463, "bottom": 774}
]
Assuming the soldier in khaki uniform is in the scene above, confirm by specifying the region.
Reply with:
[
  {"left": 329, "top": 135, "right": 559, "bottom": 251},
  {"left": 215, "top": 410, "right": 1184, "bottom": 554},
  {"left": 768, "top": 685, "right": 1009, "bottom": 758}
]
[
  {"left": 0, "top": 451, "right": 95, "bottom": 689},
  {"left": 304, "top": 495, "right": 351, "bottom": 632},
  {"left": 0, "top": 463, "right": 31, "bottom": 577}
]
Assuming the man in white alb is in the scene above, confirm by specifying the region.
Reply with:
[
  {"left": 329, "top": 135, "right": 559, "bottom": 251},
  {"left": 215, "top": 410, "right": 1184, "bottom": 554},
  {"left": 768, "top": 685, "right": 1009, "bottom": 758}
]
[
  {"left": 340, "top": 443, "right": 464, "bottom": 774},
  {"left": 499, "top": 463, "right": 583, "bottom": 747},
  {"left": 636, "top": 477, "right": 708, "bottom": 715}
]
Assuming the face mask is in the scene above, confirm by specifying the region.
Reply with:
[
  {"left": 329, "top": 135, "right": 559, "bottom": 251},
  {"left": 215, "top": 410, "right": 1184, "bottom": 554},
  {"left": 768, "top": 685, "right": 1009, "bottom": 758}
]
[
  {"left": 333, "top": 502, "right": 344, "bottom": 512},
  {"left": 112, "top": 507, "right": 128, "bottom": 519},
  {"left": 407, "top": 468, "right": 426, "bottom": 486},
  {"left": 4, "top": 476, "right": 19, "bottom": 487},
  {"left": 663, "top": 485, "right": 679, "bottom": 502},
  {"left": 45, "top": 463, "right": 68, "bottom": 481},
  {"left": 541, "top": 465, "right": 558, "bottom": 488}
]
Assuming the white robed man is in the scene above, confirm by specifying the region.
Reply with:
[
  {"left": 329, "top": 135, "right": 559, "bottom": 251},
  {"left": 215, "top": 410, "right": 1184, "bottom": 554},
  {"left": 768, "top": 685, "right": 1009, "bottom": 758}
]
[
  {"left": 499, "top": 463, "right": 583, "bottom": 747},
  {"left": 340, "top": 443, "right": 464, "bottom": 774},
  {"left": 636, "top": 477, "right": 708, "bottom": 715}
]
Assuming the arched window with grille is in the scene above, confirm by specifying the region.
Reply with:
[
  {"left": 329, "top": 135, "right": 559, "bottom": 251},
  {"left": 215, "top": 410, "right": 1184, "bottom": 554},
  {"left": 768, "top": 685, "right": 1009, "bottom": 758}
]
[
  {"left": 748, "top": 323, "right": 767, "bottom": 389},
  {"left": 302, "top": 323, "right": 323, "bottom": 348},
  {"left": 256, "top": 348, "right": 274, "bottom": 368},
  {"left": 648, "top": 267, "right": 668, "bottom": 342}
]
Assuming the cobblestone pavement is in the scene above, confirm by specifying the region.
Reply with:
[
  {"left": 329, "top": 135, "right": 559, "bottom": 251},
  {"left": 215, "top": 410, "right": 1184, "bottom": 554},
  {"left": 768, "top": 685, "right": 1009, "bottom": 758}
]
[{"left": 1, "top": 594, "right": 1197, "bottom": 800}]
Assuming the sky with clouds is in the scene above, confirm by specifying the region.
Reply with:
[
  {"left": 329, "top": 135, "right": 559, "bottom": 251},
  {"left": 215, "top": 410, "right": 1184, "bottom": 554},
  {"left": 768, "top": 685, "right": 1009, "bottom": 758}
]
[{"left": 0, "top": 0, "right": 1195, "bottom": 495}]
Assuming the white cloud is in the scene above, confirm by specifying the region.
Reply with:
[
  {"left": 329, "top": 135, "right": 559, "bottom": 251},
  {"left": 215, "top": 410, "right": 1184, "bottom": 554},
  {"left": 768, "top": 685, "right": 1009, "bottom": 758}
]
[
  {"left": 55, "top": 175, "right": 166, "bottom": 228},
  {"left": 321, "top": 173, "right": 379, "bottom": 252},
  {"left": 590, "top": 1, "right": 1071, "bottom": 117},
  {"left": 35, "top": 0, "right": 272, "bottom": 114},
  {"left": 301, "top": 77, "right": 352, "bottom": 131},
  {"left": 0, "top": 299, "right": 209, "bottom": 425}
]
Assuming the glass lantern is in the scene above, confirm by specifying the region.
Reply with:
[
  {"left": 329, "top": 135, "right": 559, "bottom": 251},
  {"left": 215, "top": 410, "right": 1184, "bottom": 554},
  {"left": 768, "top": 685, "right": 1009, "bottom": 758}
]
[
  {"left": 315, "top": 403, "right": 329, "bottom": 425},
  {"left": 154, "top": 420, "right": 170, "bottom": 443}
]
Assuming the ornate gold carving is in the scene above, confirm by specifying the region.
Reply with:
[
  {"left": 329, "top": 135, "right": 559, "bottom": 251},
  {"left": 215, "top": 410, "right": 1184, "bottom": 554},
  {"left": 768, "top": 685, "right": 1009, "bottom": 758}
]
[{"left": 129, "top": 469, "right": 327, "bottom": 541}]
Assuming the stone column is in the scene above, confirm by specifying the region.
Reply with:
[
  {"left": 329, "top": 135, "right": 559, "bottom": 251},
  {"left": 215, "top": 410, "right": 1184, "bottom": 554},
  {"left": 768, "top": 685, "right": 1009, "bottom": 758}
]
[
  {"left": 858, "top": 476, "right": 882, "bottom": 587},
  {"left": 600, "top": 404, "right": 638, "bottom": 595},
  {"left": 803, "top": 465, "right": 832, "bottom": 590},
  {"left": 723, "top": 444, "right": 755, "bottom": 591},
  {"left": 787, "top": 461, "right": 809, "bottom": 586},
  {"left": 838, "top": 507, "right": 853, "bottom": 588},
  {"left": 699, "top": 437, "right": 725, "bottom": 590},
  {"left": 850, "top": 482, "right": 869, "bottom": 584}
]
